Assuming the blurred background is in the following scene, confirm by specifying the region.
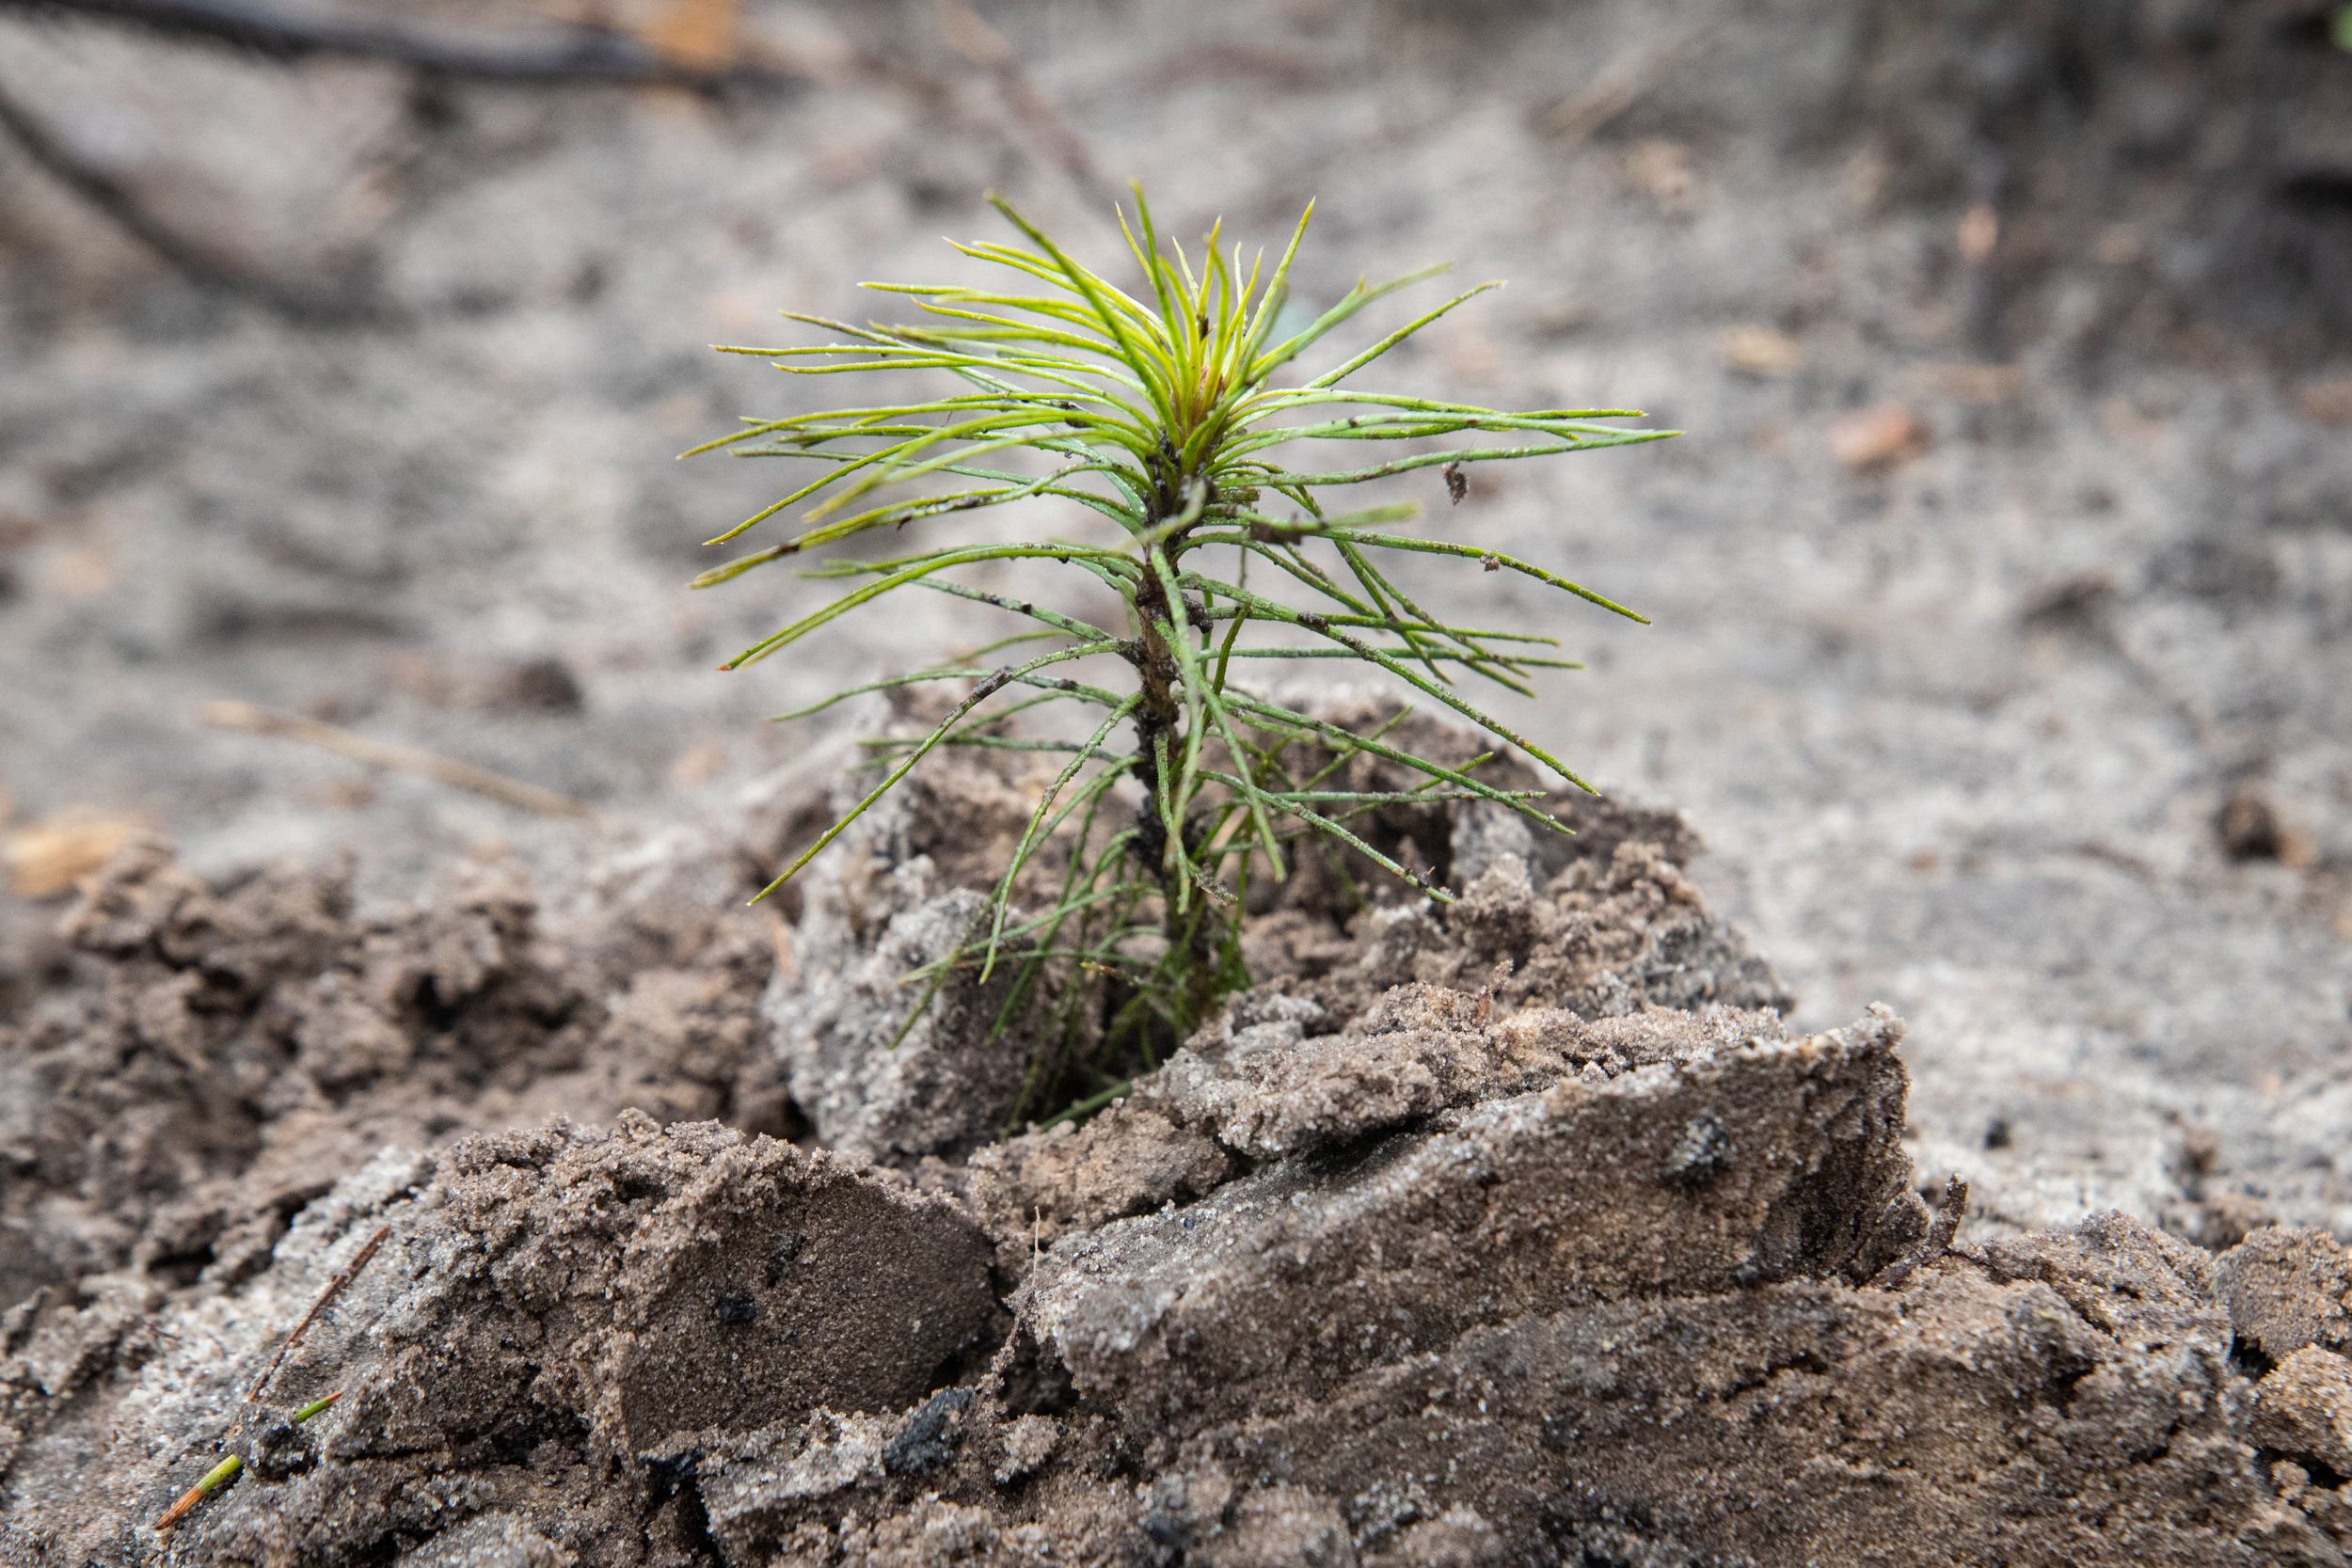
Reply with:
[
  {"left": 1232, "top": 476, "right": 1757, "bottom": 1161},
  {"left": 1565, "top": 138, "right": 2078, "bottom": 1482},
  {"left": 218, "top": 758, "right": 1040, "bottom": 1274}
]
[{"left": 1, "top": 0, "right": 2349, "bottom": 1237}]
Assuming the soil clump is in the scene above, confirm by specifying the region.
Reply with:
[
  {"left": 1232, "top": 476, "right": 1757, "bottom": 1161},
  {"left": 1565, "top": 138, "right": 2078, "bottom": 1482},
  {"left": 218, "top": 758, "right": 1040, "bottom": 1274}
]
[{"left": 3, "top": 738, "right": 2349, "bottom": 1564}]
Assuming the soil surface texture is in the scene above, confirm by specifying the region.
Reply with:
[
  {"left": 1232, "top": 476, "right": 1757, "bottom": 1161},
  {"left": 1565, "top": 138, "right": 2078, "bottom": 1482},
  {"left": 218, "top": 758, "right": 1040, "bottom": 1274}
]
[
  {"left": 1, "top": 0, "right": 2349, "bottom": 1244},
  {"left": 5, "top": 0, "right": 2352, "bottom": 1561},
  {"left": 3, "top": 746, "right": 2351, "bottom": 1564}
]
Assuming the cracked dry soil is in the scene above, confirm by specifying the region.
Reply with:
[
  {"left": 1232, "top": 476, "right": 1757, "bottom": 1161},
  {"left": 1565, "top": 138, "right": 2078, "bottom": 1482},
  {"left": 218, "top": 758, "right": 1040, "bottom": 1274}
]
[{"left": 4, "top": 737, "right": 2352, "bottom": 1566}]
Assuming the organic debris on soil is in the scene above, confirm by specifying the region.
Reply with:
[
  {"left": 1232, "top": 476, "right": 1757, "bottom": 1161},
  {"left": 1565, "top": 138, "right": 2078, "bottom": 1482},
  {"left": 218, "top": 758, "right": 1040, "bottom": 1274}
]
[{"left": 3, "top": 729, "right": 2349, "bottom": 1565}]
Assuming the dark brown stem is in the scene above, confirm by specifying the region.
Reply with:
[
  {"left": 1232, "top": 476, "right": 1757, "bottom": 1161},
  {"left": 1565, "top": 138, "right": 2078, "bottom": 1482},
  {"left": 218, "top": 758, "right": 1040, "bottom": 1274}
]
[
  {"left": 1125, "top": 544, "right": 1194, "bottom": 938},
  {"left": 1132, "top": 581, "right": 1184, "bottom": 729}
]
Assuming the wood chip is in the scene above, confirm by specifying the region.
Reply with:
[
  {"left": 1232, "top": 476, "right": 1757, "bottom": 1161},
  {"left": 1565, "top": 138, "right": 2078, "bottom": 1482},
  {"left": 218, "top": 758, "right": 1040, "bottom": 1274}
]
[
  {"left": 1827, "top": 403, "right": 1927, "bottom": 470},
  {"left": 3, "top": 809, "right": 147, "bottom": 899},
  {"left": 2291, "top": 378, "right": 2352, "bottom": 428},
  {"left": 638, "top": 0, "right": 741, "bottom": 73},
  {"left": 1913, "top": 362, "right": 2024, "bottom": 404},
  {"left": 1717, "top": 325, "right": 1801, "bottom": 376},
  {"left": 1956, "top": 201, "right": 1998, "bottom": 267}
]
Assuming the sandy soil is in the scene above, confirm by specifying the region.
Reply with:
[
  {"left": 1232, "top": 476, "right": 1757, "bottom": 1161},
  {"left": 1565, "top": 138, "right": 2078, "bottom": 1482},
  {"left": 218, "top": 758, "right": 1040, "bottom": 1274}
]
[
  {"left": 6, "top": 750, "right": 2350, "bottom": 1563},
  {"left": 4, "top": 0, "right": 2349, "bottom": 1240},
  {"left": 2, "top": 1, "right": 2352, "bottom": 1555}
]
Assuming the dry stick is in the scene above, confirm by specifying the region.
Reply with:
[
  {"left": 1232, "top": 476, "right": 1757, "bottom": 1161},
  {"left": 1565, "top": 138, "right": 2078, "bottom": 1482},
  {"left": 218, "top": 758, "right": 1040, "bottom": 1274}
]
[
  {"left": 248, "top": 1223, "right": 391, "bottom": 1404},
  {"left": 934, "top": 0, "right": 1117, "bottom": 211},
  {"left": 1, "top": 0, "right": 768, "bottom": 87},
  {"left": 1542, "top": 0, "right": 1741, "bottom": 146},
  {"left": 0, "top": 2, "right": 797, "bottom": 318},
  {"left": 0, "top": 80, "right": 359, "bottom": 320},
  {"left": 201, "top": 703, "right": 596, "bottom": 821}
]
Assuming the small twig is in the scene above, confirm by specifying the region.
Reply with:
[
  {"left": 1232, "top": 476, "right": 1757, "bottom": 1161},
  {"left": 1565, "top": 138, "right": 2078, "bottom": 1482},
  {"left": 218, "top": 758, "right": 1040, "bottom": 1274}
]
[
  {"left": 0, "top": 0, "right": 797, "bottom": 316},
  {"left": 934, "top": 0, "right": 1114, "bottom": 209},
  {"left": 0, "top": 80, "right": 219, "bottom": 284},
  {"left": 154, "top": 1390, "right": 342, "bottom": 1531},
  {"left": 1873, "top": 1174, "right": 1969, "bottom": 1291},
  {"left": 201, "top": 703, "right": 596, "bottom": 820},
  {"left": 248, "top": 1224, "right": 389, "bottom": 1403},
  {"left": 1541, "top": 1, "right": 1740, "bottom": 147},
  {"left": 3, "top": 0, "right": 770, "bottom": 87},
  {"left": 0, "top": 78, "right": 371, "bottom": 319},
  {"left": 156, "top": 1224, "right": 397, "bottom": 1529}
]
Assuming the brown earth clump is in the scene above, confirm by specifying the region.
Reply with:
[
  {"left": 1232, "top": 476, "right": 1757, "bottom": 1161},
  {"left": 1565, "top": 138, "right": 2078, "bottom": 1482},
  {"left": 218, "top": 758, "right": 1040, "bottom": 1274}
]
[
  {"left": 767, "top": 691, "right": 1785, "bottom": 1168},
  {"left": 3, "top": 736, "right": 2348, "bottom": 1564}
]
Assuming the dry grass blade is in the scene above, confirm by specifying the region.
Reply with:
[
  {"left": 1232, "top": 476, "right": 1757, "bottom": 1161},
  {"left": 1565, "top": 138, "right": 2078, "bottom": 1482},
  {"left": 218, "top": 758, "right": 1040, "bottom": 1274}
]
[
  {"left": 201, "top": 703, "right": 596, "bottom": 820},
  {"left": 1542, "top": 2, "right": 1740, "bottom": 146}
]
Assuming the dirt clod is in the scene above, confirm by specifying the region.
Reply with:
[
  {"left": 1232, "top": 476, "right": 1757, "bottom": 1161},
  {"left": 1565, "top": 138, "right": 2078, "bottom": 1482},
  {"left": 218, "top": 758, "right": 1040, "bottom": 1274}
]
[
  {"left": 4, "top": 739, "right": 2345, "bottom": 1563},
  {"left": 2254, "top": 1347, "right": 2352, "bottom": 1479},
  {"left": 2225, "top": 1227, "right": 2352, "bottom": 1361}
]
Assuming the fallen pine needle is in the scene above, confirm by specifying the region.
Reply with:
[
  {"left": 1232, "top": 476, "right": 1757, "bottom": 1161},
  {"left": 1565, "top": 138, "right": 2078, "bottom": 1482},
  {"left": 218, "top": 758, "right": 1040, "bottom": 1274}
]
[
  {"left": 154, "top": 1391, "right": 342, "bottom": 1531},
  {"left": 249, "top": 1225, "right": 390, "bottom": 1402},
  {"left": 154, "top": 1222, "right": 393, "bottom": 1530},
  {"left": 1543, "top": 1, "right": 1738, "bottom": 145},
  {"left": 201, "top": 702, "right": 596, "bottom": 819}
]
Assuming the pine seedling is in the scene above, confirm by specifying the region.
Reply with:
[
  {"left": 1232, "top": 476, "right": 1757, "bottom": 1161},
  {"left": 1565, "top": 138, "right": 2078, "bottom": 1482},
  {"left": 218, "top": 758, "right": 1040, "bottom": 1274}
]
[{"left": 691, "top": 188, "right": 1670, "bottom": 1126}]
